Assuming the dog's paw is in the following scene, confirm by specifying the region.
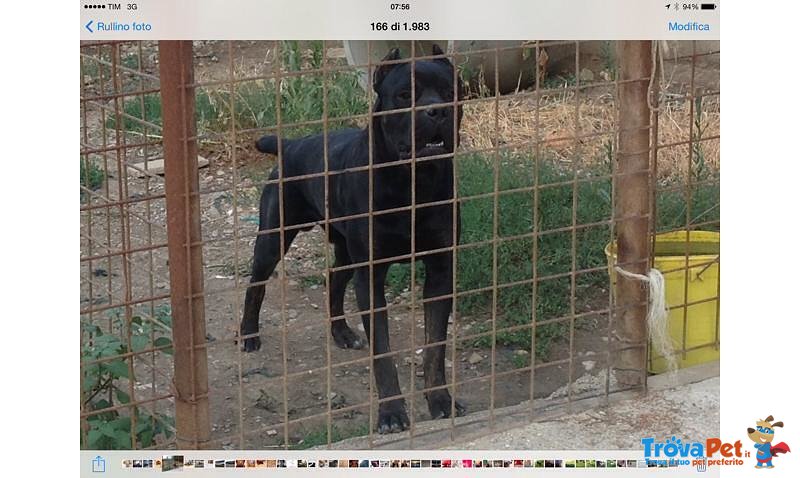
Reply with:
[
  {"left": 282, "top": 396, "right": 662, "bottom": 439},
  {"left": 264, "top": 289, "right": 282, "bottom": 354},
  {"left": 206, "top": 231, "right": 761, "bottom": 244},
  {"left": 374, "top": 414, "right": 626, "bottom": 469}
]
[
  {"left": 239, "top": 333, "right": 261, "bottom": 352},
  {"left": 377, "top": 400, "right": 410, "bottom": 434},
  {"left": 426, "top": 390, "right": 466, "bottom": 419},
  {"left": 331, "top": 324, "right": 366, "bottom": 350}
]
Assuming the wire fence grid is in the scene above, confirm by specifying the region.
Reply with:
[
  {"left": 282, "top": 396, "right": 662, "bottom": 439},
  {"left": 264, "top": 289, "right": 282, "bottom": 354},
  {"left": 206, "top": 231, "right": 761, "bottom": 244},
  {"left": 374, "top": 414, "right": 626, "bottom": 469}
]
[{"left": 80, "top": 39, "right": 720, "bottom": 450}]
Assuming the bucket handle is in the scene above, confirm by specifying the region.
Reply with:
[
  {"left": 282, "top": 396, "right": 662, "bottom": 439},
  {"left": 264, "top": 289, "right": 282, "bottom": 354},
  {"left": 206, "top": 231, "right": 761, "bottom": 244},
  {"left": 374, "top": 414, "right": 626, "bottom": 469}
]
[{"left": 691, "top": 255, "right": 720, "bottom": 282}]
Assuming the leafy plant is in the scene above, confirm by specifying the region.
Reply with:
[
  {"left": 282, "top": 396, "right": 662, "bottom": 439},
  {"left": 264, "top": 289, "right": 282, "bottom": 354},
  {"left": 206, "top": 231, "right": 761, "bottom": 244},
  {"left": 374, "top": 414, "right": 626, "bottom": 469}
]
[
  {"left": 80, "top": 157, "right": 105, "bottom": 201},
  {"left": 81, "top": 306, "right": 174, "bottom": 449}
]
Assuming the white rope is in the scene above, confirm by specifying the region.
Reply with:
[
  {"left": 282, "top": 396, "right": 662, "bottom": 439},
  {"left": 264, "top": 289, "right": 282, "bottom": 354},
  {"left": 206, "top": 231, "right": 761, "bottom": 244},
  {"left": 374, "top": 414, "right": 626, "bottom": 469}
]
[{"left": 614, "top": 266, "right": 678, "bottom": 374}]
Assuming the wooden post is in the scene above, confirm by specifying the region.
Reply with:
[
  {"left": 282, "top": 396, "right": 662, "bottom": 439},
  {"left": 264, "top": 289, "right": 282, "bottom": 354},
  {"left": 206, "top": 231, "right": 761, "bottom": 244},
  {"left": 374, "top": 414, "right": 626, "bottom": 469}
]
[
  {"left": 159, "top": 40, "right": 211, "bottom": 448},
  {"left": 614, "top": 41, "right": 653, "bottom": 387}
]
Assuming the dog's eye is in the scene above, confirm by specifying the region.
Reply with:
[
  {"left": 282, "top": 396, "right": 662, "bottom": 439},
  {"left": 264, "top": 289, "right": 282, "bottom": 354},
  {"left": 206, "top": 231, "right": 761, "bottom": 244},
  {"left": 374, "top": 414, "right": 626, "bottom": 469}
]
[{"left": 397, "top": 91, "right": 412, "bottom": 101}]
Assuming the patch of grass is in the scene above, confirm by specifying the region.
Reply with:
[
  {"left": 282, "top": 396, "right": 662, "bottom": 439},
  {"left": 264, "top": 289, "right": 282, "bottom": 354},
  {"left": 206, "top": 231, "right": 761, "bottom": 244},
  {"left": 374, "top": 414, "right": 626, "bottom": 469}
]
[
  {"left": 122, "top": 53, "right": 140, "bottom": 70},
  {"left": 291, "top": 423, "right": 370, "bottom": 449},
  {"left": 108, "top": 41, "right": 367, "bottom": 139},
  {"left": 510, "top": 352, "right": 530, "bottom": 369},
  {"left": 80, "top": 157, "right": 105, "bottom": 201},
  {"left": 106, "top": 93, "right": 162, "bottom": 134},
  {"left": 456, "top": 152, "right": 613, "bottom": 357},
  {"left": 386, "top": 150, "right": 718, "bottom": 360},
  {"left": 385, "top": 262, "right": 424, "bottom": 297},
  {"left": 299, "top": 274, "right": 325, "bottom": 289},
  {"left": 657, "top": 97, "right": 720, "bottom": 232}
]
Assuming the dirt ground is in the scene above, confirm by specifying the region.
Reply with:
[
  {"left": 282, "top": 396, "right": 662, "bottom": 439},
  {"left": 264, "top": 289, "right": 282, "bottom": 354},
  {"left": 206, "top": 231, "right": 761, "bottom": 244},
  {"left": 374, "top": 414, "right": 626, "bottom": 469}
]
[{"left": 80, "top": 41, "right": 719, "bottom": 450}]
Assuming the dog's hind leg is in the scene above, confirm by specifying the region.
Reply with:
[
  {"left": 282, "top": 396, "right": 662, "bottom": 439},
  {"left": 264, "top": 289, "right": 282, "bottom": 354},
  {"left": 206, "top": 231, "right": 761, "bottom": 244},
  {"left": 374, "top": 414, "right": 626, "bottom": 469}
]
[
  {"left": 329, "top": 239, "right": 365, "bottom": 349},
  {"left": 240, "top": 183, "right": 300, "bottom": 352},
  {"left": 422, "top": 251, "right": 465, "bottom": 419},
  {"left": 353, "top": 263, "right": 409, "bottom": 433}
]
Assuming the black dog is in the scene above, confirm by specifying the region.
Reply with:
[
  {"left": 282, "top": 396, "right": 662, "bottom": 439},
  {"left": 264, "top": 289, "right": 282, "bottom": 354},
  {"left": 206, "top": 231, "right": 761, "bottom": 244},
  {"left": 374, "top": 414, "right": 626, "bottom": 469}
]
[{"left": 240, "top": 45, "right": 464, "bottom": 433}]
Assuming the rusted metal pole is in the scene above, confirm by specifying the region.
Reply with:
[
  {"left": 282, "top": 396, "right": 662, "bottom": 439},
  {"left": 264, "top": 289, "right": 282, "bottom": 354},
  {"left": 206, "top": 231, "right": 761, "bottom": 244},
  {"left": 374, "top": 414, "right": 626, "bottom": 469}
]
[
  {"left": 614, "top": 41, "right": 653, "bottom": 387},
  {"left": 159, "top": 40, "right": 211, "bottom": 449}
]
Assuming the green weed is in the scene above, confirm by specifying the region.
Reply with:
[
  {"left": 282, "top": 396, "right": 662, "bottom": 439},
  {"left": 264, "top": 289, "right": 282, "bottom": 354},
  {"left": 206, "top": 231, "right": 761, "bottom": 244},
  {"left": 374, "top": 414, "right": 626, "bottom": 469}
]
[
  {"left": 108, "top": 41, "right": 367, "bottom": 139},
  {"left": 81, "top": 306, "right": 175, "bottom": 449},
  {"left": 387, "top": 150, "right": 718, "bottom": 359},
  {"left": 291, "top": 423, "right": 370, "bottom": 450},
  {"left": 80, "top": 157, "right": 105, "bottom": 201}
]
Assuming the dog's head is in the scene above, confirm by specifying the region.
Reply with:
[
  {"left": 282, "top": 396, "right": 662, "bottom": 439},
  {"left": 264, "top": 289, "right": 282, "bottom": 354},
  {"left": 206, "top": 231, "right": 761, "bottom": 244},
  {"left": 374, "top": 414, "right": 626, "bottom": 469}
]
[
  {"left": 371, "top": 44, "right": 463, "bottom": 162},
  {"left": 747, "top": 415, "right": 783, "bottom": 445}
]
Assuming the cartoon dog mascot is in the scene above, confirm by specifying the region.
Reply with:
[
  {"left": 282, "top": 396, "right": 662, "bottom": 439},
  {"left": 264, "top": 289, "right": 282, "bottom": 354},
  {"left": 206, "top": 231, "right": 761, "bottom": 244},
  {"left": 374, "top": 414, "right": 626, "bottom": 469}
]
[{"left": 747, "top": 415, "right": 790, "bottom": 469}]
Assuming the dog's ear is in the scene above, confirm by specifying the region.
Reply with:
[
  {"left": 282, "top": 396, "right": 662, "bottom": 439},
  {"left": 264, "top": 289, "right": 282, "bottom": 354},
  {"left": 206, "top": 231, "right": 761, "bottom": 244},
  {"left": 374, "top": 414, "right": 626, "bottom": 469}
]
[
  {"left": 765, "top": 415, "right": 774, "bottom": 422},
  {"left": 373, "top": 48, "right": 402, "bottom": 92},
  {"left": 772, "top": 421, "right": 784, "bottom": 428},
  {"left": 431, "top": 43, "right": 454, "bottom": 68}
]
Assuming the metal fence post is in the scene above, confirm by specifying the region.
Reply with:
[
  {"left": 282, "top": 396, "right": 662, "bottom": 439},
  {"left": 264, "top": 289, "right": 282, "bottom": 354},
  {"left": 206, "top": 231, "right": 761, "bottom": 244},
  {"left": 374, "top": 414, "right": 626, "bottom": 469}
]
[
  {"left": 614, "top": 41, "right": 653, "bottom": 387},
  {"left": 159, "top": 40, "right": 211, "bottom": 449}
]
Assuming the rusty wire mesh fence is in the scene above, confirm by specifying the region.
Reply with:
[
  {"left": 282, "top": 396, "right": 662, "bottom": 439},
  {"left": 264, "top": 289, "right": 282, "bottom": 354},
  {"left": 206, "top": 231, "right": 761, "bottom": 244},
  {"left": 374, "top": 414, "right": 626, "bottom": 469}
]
[{"left": 80, "top": 40, "right": 720, "bottom": 450}]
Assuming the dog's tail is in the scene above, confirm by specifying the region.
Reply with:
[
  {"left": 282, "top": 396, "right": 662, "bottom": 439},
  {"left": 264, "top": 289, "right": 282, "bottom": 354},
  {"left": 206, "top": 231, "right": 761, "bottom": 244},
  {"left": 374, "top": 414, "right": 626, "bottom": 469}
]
[{"left": 255, "top": 135, "right": 279, "bottom": 155}]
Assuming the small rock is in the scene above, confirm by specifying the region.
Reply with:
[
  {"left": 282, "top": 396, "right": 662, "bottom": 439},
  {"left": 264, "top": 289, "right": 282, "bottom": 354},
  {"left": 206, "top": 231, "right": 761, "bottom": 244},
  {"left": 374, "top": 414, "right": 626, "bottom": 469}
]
[
  {"left": 287, "top": 309, "right": 298, "bottom": 319},
  {"left": 266, "top": 429, "right": 278, "bottom": 437},
  {"left": 331, "top": 394, "right": 346, "bottom": 409},
  {"left": 242, "top": 366, "right": 270, "bottom": 378},
  {"left": 579, "top": 68, "right": 595, "bottom": 82},
  {"left": 310, "top": 304, "right": 319, "bottom": 310},
  {"left": 514, "top": 349, "right": 529, "bottom": 356},
  {"left": 255, "top": 390, "right": 278, "bottom": 411},
  {"left": 582, "top": 360, "right": 596, "bottom": 371},
  {"left": 468, "top": 352, "right": 484, "bottom": 365}
]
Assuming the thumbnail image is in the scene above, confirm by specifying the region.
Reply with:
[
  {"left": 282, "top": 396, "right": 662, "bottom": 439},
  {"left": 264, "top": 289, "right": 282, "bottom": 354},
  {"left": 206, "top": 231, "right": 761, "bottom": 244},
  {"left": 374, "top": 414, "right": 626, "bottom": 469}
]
[{"left": 161, "top": 456, "right": 183, "bottom": 472}]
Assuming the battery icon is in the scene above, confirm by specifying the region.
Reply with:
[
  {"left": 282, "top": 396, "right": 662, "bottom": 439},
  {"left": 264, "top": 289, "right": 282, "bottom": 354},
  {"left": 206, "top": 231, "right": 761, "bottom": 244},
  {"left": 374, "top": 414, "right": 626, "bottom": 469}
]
[{"left": 701, "top": 3, "right": 717, "bottom": 9}]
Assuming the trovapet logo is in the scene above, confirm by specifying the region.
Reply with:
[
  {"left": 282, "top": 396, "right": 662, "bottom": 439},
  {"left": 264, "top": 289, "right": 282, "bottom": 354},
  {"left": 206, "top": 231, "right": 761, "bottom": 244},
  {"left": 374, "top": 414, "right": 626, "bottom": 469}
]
[
  {"left": 641, "top": 436, "right": 746, "bottom": 467},
  {"left": 643, "top": 415, "right": 792, "bottom": 469}
]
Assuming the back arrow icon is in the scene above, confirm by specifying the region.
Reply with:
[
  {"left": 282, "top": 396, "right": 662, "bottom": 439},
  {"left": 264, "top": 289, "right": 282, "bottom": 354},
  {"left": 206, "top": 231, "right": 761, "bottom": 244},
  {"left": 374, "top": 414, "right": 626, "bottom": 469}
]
[{"left": 85, "top": 20, "right": 93, "bottom": 33}]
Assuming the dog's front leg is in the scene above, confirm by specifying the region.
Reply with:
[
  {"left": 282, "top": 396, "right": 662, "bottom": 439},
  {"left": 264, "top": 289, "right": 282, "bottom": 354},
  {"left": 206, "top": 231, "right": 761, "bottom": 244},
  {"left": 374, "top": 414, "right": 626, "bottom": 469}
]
[
  {"left": 353, "top": 264, "right": 409, "bottom": 434},
  {"left": 422, "top": 252, "right": 465, "bottom": 419}
]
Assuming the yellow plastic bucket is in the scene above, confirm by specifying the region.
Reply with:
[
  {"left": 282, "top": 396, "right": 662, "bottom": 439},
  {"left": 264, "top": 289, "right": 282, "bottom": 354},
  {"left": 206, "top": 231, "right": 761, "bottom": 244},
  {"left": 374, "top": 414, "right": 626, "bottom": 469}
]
[{"left": 605, "top": 231, "right": 720, "bottom": 374}]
